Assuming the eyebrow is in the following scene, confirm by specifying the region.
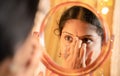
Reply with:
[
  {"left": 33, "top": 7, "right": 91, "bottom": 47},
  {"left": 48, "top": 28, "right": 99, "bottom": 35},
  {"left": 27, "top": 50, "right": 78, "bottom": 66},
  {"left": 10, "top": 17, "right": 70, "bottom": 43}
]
[
  {"left": 62, "top": 31, "right": 74, "bottom": 36},
  {"left": 62, "top": 31, "right": 96, "bottom": 39}
]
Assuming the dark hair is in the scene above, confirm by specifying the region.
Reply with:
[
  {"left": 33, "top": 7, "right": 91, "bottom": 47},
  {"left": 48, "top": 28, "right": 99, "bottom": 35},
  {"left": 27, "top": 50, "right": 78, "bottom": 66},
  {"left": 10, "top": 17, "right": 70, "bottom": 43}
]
[
  {"left": 58, "top": 6, "right": 103, "bottom": 38},
  {"left": 0, "top": 0, "right": 39, "bottom": 62}
]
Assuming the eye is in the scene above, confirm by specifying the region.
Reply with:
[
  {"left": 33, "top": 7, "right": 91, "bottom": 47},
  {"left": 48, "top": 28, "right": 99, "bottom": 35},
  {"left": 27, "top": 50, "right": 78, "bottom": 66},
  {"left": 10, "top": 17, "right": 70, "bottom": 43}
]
[
  {"left": 82, "top": 38, "right": 92, "bottom": 44},
  {"left": 64, "top": 35, "right": 73, "bottom": 43}
]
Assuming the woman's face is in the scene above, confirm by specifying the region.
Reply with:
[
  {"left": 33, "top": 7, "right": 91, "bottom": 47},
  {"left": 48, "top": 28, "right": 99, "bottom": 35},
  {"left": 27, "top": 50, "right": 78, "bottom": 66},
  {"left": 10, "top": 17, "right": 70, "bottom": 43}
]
[{"left": 60, "top": 19, "right": 102, "bottom": 63}]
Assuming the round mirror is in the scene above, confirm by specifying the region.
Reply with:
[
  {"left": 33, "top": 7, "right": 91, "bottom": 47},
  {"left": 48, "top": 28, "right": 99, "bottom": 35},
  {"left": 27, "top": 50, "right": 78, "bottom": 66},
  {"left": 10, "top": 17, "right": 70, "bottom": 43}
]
[{"left": 39, "top": 1, "right": 113, "bottom": 76}]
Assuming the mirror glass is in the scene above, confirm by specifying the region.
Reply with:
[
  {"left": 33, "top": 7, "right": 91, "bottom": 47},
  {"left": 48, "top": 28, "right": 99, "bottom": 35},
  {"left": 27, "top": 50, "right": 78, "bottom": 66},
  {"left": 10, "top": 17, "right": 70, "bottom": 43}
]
[{"left": 39, "top": 1, "right": 112, "bottom": 76}]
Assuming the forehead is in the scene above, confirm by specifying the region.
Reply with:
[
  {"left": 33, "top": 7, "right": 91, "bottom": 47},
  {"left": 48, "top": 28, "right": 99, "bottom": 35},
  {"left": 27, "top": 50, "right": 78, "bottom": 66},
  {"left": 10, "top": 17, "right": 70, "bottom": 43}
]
[{"left": 62, "top": 19, "right": 98, "bottom": 37}]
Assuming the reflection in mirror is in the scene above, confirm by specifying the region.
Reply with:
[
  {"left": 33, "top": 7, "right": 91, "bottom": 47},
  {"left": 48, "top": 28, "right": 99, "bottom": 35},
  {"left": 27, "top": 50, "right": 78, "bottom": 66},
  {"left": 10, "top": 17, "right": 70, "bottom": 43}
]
[
  {"left": 58, "top": 6, "right": 103, "bottom": 69},
  {"left": 44, "top": 5, "right": 104, "bottom": 69}
]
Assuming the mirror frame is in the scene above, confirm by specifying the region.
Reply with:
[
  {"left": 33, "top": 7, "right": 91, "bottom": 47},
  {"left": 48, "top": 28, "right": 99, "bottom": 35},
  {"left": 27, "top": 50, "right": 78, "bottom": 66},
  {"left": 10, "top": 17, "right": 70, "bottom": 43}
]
[{"left": 39, "top": 1, "right": 113, "bottom": 76}]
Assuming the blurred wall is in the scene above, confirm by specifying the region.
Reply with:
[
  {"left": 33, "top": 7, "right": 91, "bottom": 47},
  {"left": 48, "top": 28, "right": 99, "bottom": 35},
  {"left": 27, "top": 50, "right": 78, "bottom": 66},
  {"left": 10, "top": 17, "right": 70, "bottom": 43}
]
[{"left": 111, "top": 0, "right": 120, "bottom": 76}]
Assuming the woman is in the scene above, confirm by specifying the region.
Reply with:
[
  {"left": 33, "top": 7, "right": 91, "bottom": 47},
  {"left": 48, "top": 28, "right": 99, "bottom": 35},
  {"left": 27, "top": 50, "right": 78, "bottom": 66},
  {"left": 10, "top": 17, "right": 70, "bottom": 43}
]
[
  {"left": 0, "top": 0, "right": 43, "bottom": 76},
  {"left": 58, "top": 6, "right": 104, "bottom": 69}
]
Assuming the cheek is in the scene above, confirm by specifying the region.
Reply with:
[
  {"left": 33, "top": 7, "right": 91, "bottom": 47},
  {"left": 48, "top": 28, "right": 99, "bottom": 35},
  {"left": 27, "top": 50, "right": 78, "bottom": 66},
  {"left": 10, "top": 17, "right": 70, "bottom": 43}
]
[
  {"left": 86, "top": 37, "right": 102, "bottom": 52},
  {"left": 87, "top": 43, "right": 101, "bottom": 52},
  {"left": 60, "top": 38, "right": 66, "bottom": 54},
  {"left": 86, "top": 40, "right": 101, "bottom": 62}
]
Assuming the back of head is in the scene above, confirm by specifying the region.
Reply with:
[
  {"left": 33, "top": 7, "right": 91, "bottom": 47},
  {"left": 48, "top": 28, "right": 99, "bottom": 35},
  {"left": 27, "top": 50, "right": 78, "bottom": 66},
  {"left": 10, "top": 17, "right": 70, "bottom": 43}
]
[{"left": 0, "top": 0, "right": 39, "bottom": 62}]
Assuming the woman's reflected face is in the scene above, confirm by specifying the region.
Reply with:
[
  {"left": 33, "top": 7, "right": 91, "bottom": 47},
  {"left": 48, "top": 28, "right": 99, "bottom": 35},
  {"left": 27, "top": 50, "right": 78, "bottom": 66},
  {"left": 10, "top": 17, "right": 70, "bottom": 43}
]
[{"left": 60, "top": 19, "right": 102, "bottom": 64}]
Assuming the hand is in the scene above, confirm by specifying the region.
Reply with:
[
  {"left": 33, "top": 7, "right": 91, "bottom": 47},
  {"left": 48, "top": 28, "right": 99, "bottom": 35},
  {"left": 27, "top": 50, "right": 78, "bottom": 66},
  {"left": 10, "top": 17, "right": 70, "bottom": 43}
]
[
  {"left": 9, "top": 35, "right": 43, "bottom": 76},
  {"left": 61, "top": 37, "right": 93, "bottom": 69}
]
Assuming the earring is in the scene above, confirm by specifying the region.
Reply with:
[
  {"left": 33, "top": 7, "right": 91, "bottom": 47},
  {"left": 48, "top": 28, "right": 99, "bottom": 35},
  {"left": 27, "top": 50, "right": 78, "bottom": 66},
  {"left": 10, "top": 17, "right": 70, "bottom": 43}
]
[{"left": 59, "top": 52, "right": 61, "bottom": 57}]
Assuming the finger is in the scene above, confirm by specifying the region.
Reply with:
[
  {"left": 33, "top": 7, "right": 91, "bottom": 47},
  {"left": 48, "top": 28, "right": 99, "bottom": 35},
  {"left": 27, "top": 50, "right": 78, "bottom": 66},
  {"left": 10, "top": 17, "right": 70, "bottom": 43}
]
[
  {"left": 73, "top": 42, "right": 84, "bottom": 69},
  {"left": 73, "top": 37, "right": 79, "bottom": 59},
  {"left": 81, "top": 43, "right": 87, "bottom": 68},
  {"left": 74, "top": 43, "right": 84, "bottom": 69},
  {"left": 86, "top": 51, "right": 93, "bottom": 65},
  {"left": 73, "top": 39, "right": 82, "bottom": 59},
  {"left": 78, "top": 43, "right": 84, "bottom": 63}
]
